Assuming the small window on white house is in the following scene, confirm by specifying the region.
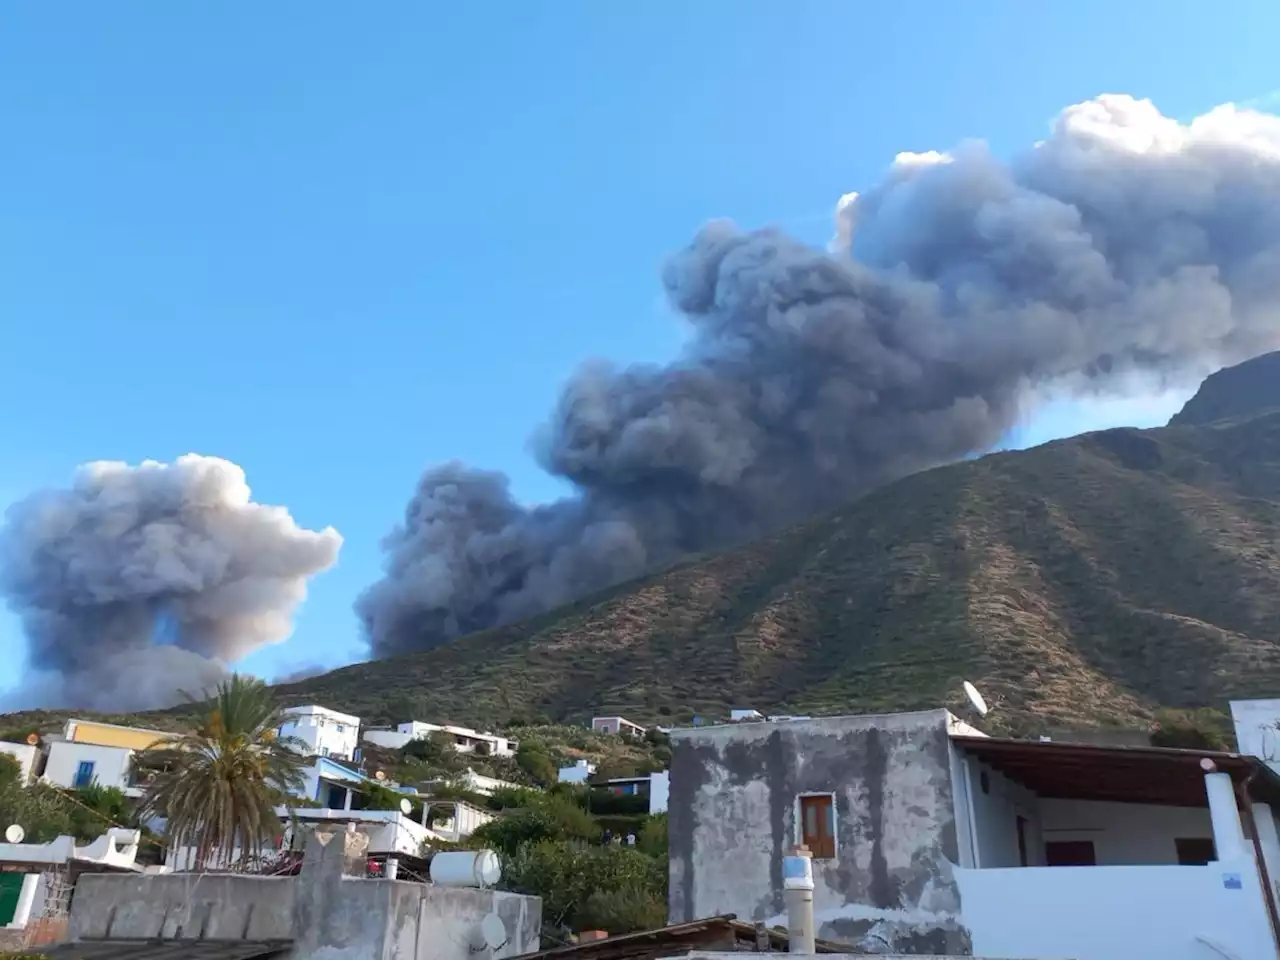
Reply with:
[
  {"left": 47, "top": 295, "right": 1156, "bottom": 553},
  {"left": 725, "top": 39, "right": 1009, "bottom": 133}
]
[{"left": 336, "top": 724, "right": 345, "bottom": 733}]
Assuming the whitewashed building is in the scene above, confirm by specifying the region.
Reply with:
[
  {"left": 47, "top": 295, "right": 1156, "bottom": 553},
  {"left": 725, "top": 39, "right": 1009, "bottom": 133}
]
[
  {"left": 363, "top": 721, "right": 518, "bottom": 758},
  {"left": 40, "top": 720, "right": 174, "bottom": 797},
  {"left": 278, "top": 704, "right": 360, "bottom": 761}
]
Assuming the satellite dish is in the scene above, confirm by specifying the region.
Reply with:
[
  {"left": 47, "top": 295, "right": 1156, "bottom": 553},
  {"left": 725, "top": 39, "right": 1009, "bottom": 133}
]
[
  {"left": 5, "top": 824, "right": 25, "bottom": 844},
  {"left": 375, "top": 770, "right": 387, "bottom": 781},
  {"left": 399, "top": 798, "right": 412, "bottom": 815},
  {"left": 24, "top": 733, "right": 37, "bottom": 746},
  {"left": 963, "top": 681, "right": 989, "bottom": 717},
  {"left": 479, "top": 914, "right": 508, "bottom": 952}
]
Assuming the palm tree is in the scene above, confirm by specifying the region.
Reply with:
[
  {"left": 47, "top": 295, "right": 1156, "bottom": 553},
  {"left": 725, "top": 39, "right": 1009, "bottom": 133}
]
[{"left": 139, "top": 673, "right": 309, "bottom": 871}]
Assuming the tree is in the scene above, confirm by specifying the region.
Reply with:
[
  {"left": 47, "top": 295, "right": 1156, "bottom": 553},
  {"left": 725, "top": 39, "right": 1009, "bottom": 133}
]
[
  {"left": 138, "top": 673, "right": 309, "bottom": 871},
  {"left": 515, "top": 743, "right": 557, "bottom": 786}
]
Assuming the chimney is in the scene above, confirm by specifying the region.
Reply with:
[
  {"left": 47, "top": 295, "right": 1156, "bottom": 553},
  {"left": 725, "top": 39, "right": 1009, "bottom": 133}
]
[{"left": 782, "top": 844, "right": 815, "bottom": 954}]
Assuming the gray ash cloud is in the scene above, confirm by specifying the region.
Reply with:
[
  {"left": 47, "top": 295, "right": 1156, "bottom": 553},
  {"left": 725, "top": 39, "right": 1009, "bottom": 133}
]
[
  {"left": 357, "top": 94, "right": 1280, "bottom": 656},
  {"left": 1, "top": 455, "right": 342, "bottom": 710}
]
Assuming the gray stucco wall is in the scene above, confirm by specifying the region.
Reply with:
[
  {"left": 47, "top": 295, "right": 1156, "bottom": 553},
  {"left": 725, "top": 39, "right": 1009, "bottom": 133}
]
[
  {"left": 66, "top": 831, "right": 539, "bottom": 960},
  {"left": 668, "top": 710, "right": 969, "bottom": 955}
]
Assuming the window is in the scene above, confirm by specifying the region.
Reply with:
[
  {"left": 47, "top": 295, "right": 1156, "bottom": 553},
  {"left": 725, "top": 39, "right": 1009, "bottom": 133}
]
[
  {"left": 1175, "top": 837, "right": 1216, "bottom": 866},
  {"left": 1016, "top": 816, "right": 1029, "bottom": 867},
  {"left": 336, "top": 724, "right": 345, "bottom": 733},
  {"left": 799, "top": 794, "right": 836, "bottom": 859},
  {"left": 73, "top": 760, "right": 96, "bottom": 789},
  {"left": 1045, "top": 840, "right": 1096, "bottom": 866}
]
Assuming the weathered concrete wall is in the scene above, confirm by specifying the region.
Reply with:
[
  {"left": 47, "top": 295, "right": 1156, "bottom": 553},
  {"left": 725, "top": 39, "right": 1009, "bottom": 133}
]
[
  {"left": 66, "top": 830, "right": 539, "bottom": 960},
  {"left": 69, "top": 873, "right": 296, "bottom": 940},
  {"left": 383, "top": 882, "right": 540, "bottom": 960},
  {"left": 669, "top": 710, "right": 969, "bottom": 954}
]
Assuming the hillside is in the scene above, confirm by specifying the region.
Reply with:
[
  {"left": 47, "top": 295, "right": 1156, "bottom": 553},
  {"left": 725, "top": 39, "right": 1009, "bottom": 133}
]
[
  {"left": 1171, "top": 352, "right": 1280, "bottom": 427},
  {"left": 9, "top": 354, "right": 1280, "bottom": 739},
  {"left": 263, "top": 359, "right": 1280, "bottom": 735}
]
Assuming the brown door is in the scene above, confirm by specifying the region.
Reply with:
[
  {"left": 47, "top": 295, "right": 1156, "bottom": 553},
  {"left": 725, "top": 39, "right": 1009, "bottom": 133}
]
[{"left": 800, "top": 794, "right": 836, "bottom": 859}]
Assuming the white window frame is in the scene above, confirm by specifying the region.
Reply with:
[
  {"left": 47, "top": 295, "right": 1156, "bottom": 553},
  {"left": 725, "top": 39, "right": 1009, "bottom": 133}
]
[{"left": 795, "top": 791, "right": 839, "bottom": 860}]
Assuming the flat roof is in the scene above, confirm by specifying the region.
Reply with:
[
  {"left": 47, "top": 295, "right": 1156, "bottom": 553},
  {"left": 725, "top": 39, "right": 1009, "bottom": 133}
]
[{"left": 954, "top": 735, "right": 1280, "bottom": 807}]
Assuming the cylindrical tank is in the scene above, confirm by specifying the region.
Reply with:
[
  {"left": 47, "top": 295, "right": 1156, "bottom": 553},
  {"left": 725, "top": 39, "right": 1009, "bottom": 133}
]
[{"left": 430, "top": 849, "right": 502, "bottom": 888}]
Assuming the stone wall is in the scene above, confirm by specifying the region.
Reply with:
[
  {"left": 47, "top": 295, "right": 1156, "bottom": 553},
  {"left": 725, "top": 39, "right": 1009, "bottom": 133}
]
[{"left": 668, "top": 710, "right": 969, "bottom": 954}]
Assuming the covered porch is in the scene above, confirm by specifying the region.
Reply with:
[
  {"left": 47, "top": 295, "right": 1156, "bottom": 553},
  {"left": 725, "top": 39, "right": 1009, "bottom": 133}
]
[{"left": 949, "top": 736, "right": 1280, "bottom": 960}]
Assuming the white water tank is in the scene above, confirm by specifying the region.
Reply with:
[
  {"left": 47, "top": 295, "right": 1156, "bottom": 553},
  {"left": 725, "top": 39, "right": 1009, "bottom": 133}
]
[{"left": 430, "top": 849, "right": 502, "bottom": 888}]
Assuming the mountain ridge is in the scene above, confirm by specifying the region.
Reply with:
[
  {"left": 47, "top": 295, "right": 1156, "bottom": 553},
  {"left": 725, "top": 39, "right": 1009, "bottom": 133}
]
[{"left": 7, "top": 353, "right": 1280, "bottom": 738}]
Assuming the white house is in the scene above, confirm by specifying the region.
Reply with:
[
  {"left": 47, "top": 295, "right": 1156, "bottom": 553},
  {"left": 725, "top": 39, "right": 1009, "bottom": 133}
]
[
  {"left": 558, "top": 759, "right": 597, "bottom": 784},
  {"left": 670, "top": 708, "right": 1280, "bottom": 960},
  {"left": 423, "top": 768, "right": 522, "bottom": 798},
  {"left": 297, "top": 755, "right": 381, "bottom": 809},
  {"left": 278, "top": 704, "right": 361, "bottom": 761},
  {"left": 0, "top": 741, "right": 38, "bottom": 784},
  {"left": 40, "top": 719, "right": 175, "bottom": 797},
  {"left": 597, "top": 771, "right": 669, "bottom": 814},
  {"left": 363, "top": 720, "right": 517, "bottom": 758},
  {"left": 0, "top": 828, "right": 143, "bottom": 931},
  {"left": 591, "top": 716, "right": 645, "bottom": 738}
]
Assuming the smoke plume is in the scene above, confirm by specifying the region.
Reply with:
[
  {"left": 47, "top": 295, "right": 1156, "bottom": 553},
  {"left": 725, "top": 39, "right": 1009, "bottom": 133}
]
[
  {"left": 1, "top": 455, "right": 342, "bottom": 710},
  {"left": 360, "top": 94, "right": 1280, "bottom": 657}
]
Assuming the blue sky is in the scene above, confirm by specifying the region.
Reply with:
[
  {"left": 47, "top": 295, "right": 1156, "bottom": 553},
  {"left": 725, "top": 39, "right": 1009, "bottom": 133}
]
[{"left": 1, "top": 2, "right": 1277, "bottom": 699}]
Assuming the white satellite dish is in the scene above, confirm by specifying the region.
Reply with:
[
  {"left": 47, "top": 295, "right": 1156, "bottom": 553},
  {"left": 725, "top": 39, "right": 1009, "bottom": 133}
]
[
  {"left": 5, "top": 824, "right": 25, "bottom": 844},
  {"left": 399, "top": 798, "right": 412, "bottom": 815},
  {"left": 478, "top": 913, "right": 508, "bottom": 952},
  {"left": 374, "top": 770, "right": 387, "bottom": 781},
  {"left": 963, "top": 680, "right": 989, "bottom": 717}
]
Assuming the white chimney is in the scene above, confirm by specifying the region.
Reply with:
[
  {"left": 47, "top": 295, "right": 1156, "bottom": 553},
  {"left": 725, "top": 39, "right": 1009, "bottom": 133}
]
[{"left": 783, "top": 844, "right": 816, "bottom": 954}]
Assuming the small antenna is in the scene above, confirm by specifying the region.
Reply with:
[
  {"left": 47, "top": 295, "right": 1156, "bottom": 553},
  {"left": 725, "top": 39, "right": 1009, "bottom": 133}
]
[
  {"left": 5, "top": 824, "right": 25, "bottom": 844},
  {"left": 962, "top": 680, "right": 990, "bottom": 717}
]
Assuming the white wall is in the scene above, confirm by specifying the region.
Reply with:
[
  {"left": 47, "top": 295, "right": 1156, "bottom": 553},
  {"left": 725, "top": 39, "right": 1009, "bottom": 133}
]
[
  {"left": 43, "top": 741, "right": 132, "bottom": 791},
  {"left": 956, "top": 855, "right": 1276, "bottom": 960},
  {"left": 279, "top": 707, "right": 360, "bottom": 761},
  {"left": 0, "top": 742, "right": 38, "bottom": 783},
  {"left": 964, "top": 756, "right": 1043, "bottom": 867},
  {"left": 649, "top": 771, "right": 669, "bottom": 814},
  {"left": 1041, "top": 798, "right": 1214, "bottom": 866},
  {"left": 558, "top": 760, "right": 595, "bottom": 784}
]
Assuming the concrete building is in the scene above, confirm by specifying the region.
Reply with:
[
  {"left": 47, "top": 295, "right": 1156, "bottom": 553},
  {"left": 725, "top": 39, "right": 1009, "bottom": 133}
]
[
  {"left": 364, "top": 721, "right": 518, "bottom": 758},
  {"left": 41, "top": 720, "right": 175, "bottom": 796},
  {"left": 426, "top": 800, "right": 496, "bottom": 844},
  {"left": 298, "top": 755, "right": 381, "bottom": 809},
  {"left": 60, "top": 827, "right": 540, "bottom": 960},
  {"left": 0, "top": 741, "right": 38, "bottom": 784},
  {"left": 592, "top": 716, "right": 646, "bottom": 738},
  {"left": 669, "top": 708, "right": 1280, "bottom": 960},
  {"left": 278, "top": 705, "right": 361, "bottom": 762}
]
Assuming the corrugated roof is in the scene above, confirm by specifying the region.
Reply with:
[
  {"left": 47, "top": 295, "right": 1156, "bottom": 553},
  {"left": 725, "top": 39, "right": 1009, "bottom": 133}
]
[
  {"left": 515, "top": 915, "right": 858, "bottom": 960},
  {"left": 20, "top": 938, "right": 293, "bottom": 960}
]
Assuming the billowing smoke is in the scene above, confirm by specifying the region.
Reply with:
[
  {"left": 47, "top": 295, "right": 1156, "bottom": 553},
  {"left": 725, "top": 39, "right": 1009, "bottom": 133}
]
[
  {"left": 360, "top": 94, "right": 1280, "bottom": 657},
  {"left": 1, "top": 455, "right": 342, "bottom": 710}
]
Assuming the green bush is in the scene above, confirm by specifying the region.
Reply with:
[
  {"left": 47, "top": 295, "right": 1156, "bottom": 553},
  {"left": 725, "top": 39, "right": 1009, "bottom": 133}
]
[
  {"left": 471, "top": 793, "right": 599, "bottom": 857},
  {"left": 585, "top": 789, "right": 649, "bottom": 816},
  {"left": 502, "top": 840, "right": 666, "bottom": 935},
  {"left": 515, "top": 743, "right": 557, "bottom": 786}
]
